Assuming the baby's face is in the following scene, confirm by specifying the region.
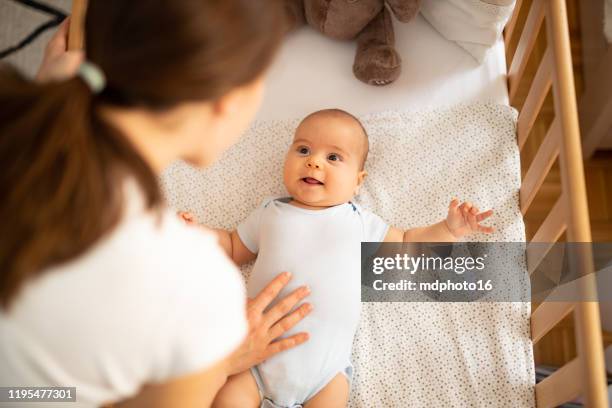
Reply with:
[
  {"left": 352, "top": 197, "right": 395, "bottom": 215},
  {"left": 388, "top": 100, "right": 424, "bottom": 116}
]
[{"left": 283, "top": 115, "right": 367, "bottom": 209}]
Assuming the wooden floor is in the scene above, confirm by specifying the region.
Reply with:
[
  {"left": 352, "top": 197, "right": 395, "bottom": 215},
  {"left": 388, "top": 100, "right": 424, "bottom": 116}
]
[{"left": 507, "top": 0, "right": 612, "bottom": 367}]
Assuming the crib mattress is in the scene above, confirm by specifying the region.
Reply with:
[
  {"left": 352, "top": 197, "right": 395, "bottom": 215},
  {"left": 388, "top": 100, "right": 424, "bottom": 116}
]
[
  {"left": 257, "top": 13, "right": 509, "bottom": 122},
  {"left": 162, "top": 102, "right": 535, "bottom": 407},
  {"left": 164, "top": 10, "right": 530, "bottom": 407}
]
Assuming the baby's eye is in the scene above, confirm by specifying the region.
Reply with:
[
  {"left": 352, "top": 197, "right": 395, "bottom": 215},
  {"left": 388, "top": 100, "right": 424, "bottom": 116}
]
[
  {"left": 327, "top": 153, "right": 342, "bottom": 162},
  {"left": 297, "top": 146, "right": 310, "bottom": 155}
]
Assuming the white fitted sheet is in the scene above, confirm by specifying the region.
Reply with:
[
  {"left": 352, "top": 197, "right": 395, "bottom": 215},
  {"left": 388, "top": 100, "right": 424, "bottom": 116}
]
[
  {"left": 161, "top": 103, "right": 534, "bottom": 407},
  {"left": 162, "top": 15, "right": 531, "bottom": 406},
  {"left": 257, "top": 13, "right": 509, "bottom": 122}
]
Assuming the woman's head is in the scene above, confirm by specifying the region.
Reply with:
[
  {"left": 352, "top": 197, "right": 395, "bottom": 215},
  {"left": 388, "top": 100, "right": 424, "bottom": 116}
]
[
  {"left": 88, "top": 0, "right": 282, "bottom": 166},
  {"left": 0, "top": 0, "right": 284, "bottom": 308}
]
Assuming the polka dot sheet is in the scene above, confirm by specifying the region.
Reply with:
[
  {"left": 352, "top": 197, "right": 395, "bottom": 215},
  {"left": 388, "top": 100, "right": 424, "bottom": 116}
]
[{"left": 161, "top": 102, "right": 535, "bottom": 407}]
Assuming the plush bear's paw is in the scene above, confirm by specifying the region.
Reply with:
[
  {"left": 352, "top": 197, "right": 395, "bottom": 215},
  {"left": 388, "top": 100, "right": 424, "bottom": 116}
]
[{"left": 353, "top": 44, "right": 401, "bottom": 86}]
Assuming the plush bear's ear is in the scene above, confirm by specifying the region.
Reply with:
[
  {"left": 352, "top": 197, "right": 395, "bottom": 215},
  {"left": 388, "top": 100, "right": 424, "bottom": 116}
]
[{"left": 385, "top": 0, "right": 421, "bottom": 23}]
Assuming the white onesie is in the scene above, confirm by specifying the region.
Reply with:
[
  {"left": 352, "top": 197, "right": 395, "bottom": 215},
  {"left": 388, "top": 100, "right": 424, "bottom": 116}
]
[{"left": 237, "top": 197, "right": 388, "bottom": 408}]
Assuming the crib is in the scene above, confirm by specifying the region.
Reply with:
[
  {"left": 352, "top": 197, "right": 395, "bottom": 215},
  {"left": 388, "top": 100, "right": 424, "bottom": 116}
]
[
  {"left": 505, "top": 0, "right": 608, "bottom": 406},
  {"left": 69, "top": 0, "right": 608, "bottom": 406}
]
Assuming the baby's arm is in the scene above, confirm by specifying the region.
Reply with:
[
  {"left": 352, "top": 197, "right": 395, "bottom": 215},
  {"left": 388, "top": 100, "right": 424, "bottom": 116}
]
[
  {"left": 178, "top": 211, "right": 256, "bottom": 265},
  {"left": 384, "top": 199, "right": 494, "bottom": 243},
  {"left": 215, "top": 229, "right": 257, "bottom": 265}
]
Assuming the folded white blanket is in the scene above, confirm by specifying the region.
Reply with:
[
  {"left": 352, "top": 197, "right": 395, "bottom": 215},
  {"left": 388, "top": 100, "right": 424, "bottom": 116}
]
[
  {"left": 161, "top": 102, "right": 535, "bottom": 407},
  {"left": 420, "top": 0, "right": 516, "bottom": 63}
]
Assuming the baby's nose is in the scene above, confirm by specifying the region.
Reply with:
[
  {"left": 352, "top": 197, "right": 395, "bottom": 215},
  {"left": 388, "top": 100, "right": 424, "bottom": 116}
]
[{"left": 306, "top": 161, "right": 321, "bottom": 169}]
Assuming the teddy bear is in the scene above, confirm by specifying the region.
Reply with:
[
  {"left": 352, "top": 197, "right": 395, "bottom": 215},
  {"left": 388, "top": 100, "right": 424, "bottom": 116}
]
[{"left": 285, "top": 0, "right": 421, "bottom": 86}]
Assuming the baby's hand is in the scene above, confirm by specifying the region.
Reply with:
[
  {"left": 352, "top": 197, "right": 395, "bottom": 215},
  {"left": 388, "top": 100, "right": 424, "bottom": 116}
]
[
  {"left": 176, "top": 211, "right": 217, "bottom": 236},
  {"left": 445, "top": 199, "right": 494, "bottom": 238},
  {"left": 177, "top": 211, "right": 196, "bottom": 226}
]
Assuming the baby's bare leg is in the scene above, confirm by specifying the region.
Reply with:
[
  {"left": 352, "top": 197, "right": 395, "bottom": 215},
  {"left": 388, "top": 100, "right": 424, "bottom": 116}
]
[
  {"left": 304, "top": 373, "right": 349, "bottom": 408},
  {"left": 212, "top": 370, "right": 260, "bottom": 408}
]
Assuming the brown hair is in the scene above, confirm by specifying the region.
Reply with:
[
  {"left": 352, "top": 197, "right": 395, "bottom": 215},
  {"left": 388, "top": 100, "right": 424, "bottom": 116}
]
[
  {"left": 299, "top": 108, "right": 369, "bottom": 169},
  {"left": 0, "top": 0, "right": 284, "bottom": 308}
]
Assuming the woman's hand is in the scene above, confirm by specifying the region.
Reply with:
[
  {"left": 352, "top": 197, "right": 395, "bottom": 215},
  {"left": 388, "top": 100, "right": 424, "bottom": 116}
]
[
  {"left": 36, "top": 18, "right": 84, "bottom": 82},
  {"left": 227, "top": 272, "right": 312, "bottom": 376}
]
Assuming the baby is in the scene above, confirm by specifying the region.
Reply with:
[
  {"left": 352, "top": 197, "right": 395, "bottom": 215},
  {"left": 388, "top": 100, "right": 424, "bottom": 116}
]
[{"left": 181, "top": 109, "right": 493, "bottom": 408}]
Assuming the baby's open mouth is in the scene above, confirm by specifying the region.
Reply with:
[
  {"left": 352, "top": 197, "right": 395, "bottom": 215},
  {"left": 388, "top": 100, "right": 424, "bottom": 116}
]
[{"left": 301, "top": 177, "right": 324, "bottom": 185}]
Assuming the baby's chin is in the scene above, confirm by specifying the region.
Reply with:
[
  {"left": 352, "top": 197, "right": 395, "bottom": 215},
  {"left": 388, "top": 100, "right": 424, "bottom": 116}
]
[{"left": 287, "top": 188, "right": 352, "bottom": 209}]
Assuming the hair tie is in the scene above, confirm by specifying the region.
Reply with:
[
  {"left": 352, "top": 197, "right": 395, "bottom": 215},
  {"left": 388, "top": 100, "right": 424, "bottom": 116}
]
[{"left": 77, "top": 61, "right": 106, "bottom": 94}]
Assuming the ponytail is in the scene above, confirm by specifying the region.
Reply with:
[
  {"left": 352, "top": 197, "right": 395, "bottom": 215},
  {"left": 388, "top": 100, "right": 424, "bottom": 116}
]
[
  {"left": 0, "top": 64, "right": 161, "bottom": 309},
  {"left": 0, "top": 0, "right": 284, "bottom": 309}
]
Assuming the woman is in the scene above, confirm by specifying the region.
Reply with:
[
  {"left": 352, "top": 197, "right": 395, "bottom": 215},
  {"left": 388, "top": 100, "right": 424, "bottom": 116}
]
[{"left": 0, "top": 1, "right": 311, "bottom": 407}]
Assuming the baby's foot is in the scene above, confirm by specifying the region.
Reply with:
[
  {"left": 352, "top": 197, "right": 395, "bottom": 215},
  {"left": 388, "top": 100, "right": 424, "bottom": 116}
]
[{"left": 353, "top": 43, "right": 401, "bottom": 86}]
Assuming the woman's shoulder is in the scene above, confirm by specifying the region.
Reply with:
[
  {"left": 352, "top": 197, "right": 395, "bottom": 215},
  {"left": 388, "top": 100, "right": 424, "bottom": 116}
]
[
  {"left": 91, "top": 208, "right": 241, "bottom": 298},
  {"left": 3, "top": 208, "right": 246, "bottom": 398},
  {"left": 15, "top": 207, "right": 241, "bottom": 316},
  {"left": 116, "top": 208, "right": 221, "bottom": 260},
  {"left": 109, "top": 178, "right": 229, "bottom": 271}
]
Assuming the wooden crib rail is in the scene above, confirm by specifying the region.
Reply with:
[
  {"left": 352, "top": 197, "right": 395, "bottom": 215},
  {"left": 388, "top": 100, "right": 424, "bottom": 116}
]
[{"left": 505, "top": 1, "right": 608, "bottom": 407}]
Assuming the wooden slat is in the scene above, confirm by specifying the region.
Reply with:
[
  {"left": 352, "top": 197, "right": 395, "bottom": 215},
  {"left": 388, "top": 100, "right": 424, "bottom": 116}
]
[
  {"left": 546, "top": 0, "right": 607, "bottom": 405},
  {"left": 508, "top": 0, "right": 545, "bottom": 103},
  {"left": 547, "top": 2, "right": 592, "bottom": 244},
  {"left": 516, "top": 47, "right": 553, "bottom": 146},
  {"left": 528, "top": 195, "right": 565, "bottom": 241},
  {"left": 531, "top": 302, "right": 575, "bottom": 344},
  {"left": 535, "top": 358, "right": 581, "bottom": 407},
  {"left": 526, "top": 196, "right": 566, "bottom": 276},
  {"left": 504, "top": 0, "right": 524, "bottom": 53},
  {"left": 520, "top": 117, "right": 560, "bottom": 212},
  {"left": 68, "top": 0, "right": 87, "bottom": 51}
]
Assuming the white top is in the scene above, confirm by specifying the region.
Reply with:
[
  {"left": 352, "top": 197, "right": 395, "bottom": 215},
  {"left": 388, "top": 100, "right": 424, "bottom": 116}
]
[
  {"left": 238, "top": 197, "right": 388, "bottom": 313},
  {"left": 236, "top": 197, "right": 388, "bottom": 405},
  {"left": 238, "top": 197, "right": 389, "bottom": 253},
  {"left": 0, "top": 182, "right": 247, "bottom": 407}
]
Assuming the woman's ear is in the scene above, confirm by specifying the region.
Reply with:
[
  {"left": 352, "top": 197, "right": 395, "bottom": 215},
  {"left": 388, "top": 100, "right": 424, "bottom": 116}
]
[{"left": 355, "top": 170, "right": 368, "bottom": 195}]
